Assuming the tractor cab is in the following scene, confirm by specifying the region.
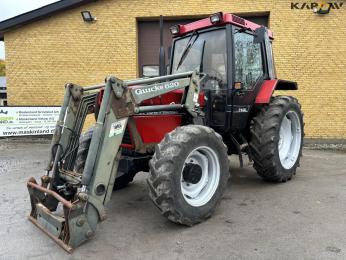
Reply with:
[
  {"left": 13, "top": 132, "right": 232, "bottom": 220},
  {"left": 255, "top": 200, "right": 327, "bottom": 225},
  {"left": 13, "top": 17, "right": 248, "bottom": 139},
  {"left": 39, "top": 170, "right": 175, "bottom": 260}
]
[{"left": 169, "top": 12, "right": 275, "bottom": 131}]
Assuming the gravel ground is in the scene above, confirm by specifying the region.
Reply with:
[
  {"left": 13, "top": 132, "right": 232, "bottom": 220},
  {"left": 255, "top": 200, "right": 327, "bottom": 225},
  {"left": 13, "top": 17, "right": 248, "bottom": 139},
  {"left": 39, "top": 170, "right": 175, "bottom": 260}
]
[{"left": 0, "top": 139, "right": 346, "bottom": 259}]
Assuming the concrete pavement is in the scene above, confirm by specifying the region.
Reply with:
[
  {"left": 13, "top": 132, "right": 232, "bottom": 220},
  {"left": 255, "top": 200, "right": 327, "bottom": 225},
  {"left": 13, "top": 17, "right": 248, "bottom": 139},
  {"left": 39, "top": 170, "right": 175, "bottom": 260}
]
[{"left": 0, "top": 139, "right": 345, "bottom": 259}]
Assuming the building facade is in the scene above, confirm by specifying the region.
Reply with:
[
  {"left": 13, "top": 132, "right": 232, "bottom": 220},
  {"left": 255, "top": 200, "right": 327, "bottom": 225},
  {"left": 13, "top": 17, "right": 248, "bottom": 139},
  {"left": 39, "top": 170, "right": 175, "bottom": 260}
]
[{"left": 0, "top": 0, "right": 345, "bottom": 139}]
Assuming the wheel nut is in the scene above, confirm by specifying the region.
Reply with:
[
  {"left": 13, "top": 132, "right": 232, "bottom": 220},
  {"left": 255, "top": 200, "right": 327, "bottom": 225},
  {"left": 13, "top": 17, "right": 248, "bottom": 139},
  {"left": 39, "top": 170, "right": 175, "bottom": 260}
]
[
  {"left": 76, "top": 217, "right": 85, "bottom": 226},
  {"left": 86, "top": 230, "right": 94, "bottom": 238}
]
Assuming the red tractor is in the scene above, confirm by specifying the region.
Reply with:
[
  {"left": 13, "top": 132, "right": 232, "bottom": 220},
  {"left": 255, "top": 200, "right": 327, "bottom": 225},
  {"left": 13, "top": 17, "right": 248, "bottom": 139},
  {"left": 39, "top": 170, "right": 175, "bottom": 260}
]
[{"left": 27, "top": 12, "right": 304, "bottom": 252}]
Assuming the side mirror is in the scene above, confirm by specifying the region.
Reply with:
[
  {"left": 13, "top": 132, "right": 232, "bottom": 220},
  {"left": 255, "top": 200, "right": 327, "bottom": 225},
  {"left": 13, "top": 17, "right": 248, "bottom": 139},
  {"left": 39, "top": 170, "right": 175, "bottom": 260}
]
[{"left": 253, "top": 26, "right": 266, "bottom": 44}]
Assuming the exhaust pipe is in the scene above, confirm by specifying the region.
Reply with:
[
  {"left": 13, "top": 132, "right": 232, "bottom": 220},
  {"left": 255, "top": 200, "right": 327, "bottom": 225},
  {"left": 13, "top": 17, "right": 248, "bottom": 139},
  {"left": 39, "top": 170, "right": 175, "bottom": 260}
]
[{"left": 159, "top": 15, "right": 165, "bottom": 76}]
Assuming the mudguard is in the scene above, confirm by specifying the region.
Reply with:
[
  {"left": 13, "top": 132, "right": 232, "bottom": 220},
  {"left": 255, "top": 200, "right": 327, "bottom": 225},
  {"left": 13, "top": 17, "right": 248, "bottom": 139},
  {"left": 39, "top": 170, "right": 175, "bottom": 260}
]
[{"left": 255, "top": 79, "right": 298, "bottom": 104}]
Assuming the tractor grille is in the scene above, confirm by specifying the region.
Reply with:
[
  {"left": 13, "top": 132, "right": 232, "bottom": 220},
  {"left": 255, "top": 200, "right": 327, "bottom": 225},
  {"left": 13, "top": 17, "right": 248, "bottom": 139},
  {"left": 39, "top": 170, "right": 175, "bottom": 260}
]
[
  {"left": 232, "top": 15, "right": 245, "bottom": 25},
  {"left": 122, "top": 127, "right": 132, "bottom": 145}
]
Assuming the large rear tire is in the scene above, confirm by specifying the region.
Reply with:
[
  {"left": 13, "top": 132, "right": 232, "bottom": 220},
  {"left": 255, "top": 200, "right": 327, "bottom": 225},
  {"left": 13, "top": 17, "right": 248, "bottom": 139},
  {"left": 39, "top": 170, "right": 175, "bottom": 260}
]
[
  {"left": 75, "top": 127, "right": 136, "bottom": 190},
  {"left": 147, "top": 125, "right": 230, "bottom": 226},
  {"left": 250, "top": 96, "right": 304, "bottom": 182}
]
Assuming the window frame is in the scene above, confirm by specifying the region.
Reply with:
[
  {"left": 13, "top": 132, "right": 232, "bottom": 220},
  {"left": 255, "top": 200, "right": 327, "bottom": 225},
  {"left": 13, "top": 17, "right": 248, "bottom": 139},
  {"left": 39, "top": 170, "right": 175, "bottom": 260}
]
[
  {"left": 231, "top": 25, "right": 266, "bottom": 91},
  {"left": 169, "top": 26, "right": 228, "bottom": 76}
]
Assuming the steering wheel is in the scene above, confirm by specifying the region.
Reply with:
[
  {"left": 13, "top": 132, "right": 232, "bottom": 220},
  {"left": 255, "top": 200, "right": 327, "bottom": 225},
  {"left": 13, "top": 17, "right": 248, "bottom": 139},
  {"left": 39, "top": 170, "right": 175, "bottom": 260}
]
[
  {"left": 201, "top": 69, "right": 225, "bottom": 92},
  {"left": 203, "top": 69, "right": 223, "bottom": 88}
]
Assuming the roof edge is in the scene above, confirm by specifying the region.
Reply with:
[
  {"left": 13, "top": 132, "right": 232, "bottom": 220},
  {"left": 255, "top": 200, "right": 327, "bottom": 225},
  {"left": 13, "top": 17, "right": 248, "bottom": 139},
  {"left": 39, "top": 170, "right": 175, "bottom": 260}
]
[{"left": 0, "top": 0, "right": 98, "bottom": 40}]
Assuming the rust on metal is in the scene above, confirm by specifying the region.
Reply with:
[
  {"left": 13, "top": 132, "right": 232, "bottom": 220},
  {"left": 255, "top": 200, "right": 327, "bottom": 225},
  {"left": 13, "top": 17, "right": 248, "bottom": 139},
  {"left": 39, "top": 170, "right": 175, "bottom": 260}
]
[
  {"left": 110, "top": 91, "right": 135, "bottom": 118},
  {"left": 27, "top": 180, "right": 74, "bottom": 209},
  {"left": 40, "top": 175, "right": 51, "bottom": 188},
  {"left": 127, "top": 118, "right": 155, "bottom": 154},
  {"left": 28, "top": 216, "right": 73, "bottom": 253}
]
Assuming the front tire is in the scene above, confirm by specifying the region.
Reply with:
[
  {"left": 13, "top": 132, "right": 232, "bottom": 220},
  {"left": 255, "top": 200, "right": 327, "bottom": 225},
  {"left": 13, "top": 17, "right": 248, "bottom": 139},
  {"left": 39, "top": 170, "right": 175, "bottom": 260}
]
[
  {"left": 147, "top": 125, "right": 230, "bottom": 226},
  {"left": 250, "top": 96, "right": 304, "bottom": 182},
  {"left": 75, "top": 127, "right": 136, "bottom": 190}
]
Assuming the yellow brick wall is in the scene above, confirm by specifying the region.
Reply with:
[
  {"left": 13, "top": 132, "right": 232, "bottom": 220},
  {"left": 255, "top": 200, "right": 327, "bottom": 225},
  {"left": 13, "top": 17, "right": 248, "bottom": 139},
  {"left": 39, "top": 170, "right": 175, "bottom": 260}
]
[{"left": 4, "top": 0, "right": 346, "bottom": 138}]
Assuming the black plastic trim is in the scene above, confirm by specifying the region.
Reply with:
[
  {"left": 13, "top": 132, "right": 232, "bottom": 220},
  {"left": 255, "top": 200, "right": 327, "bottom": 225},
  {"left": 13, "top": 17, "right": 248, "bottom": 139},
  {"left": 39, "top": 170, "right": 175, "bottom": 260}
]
[{"left": 276, "top": 79, "right": 298, "bottom": 90}]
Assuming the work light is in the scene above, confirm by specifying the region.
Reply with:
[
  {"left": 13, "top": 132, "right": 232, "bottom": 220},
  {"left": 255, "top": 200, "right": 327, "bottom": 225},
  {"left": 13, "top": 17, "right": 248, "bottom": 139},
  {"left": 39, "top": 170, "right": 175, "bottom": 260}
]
[
  {"left": 170, "top": 25, "right": 180, "bottom": 35},
  {"left": 210, "top": 12, "right": 223, "bottom": 24},
  {"left": 81, "top": 11, "right": 95, "bottom": 22}
]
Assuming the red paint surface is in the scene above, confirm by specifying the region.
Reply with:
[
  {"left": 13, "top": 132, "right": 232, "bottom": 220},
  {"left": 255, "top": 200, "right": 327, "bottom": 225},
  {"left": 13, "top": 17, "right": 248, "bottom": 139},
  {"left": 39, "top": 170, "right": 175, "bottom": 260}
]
[
  {"left": 97, "top": 89, "right": 104, "bottom": 106},
  {"left": 140, "top": 89, "right": 183, "bottom": 105},
  {"left": 255, "top": 80, "right": 278, "bottom": 104},
  {"left": 178, "top": 13, "right": 273, "bottom": 38},
  {"left": 133, "top": 114, "right": 182, "bottom": 143},
  {"left": 120, "top": 143, "right": 134, "bottom": 149},
  {"left": 97, "top": 86, "right": 205, "bottom": 148},
  {"left": 137, "top": 89, "right": 205, "bottom": 107},
  {"left": 120, "top": 114, "right": 182, "bottom": 148}
]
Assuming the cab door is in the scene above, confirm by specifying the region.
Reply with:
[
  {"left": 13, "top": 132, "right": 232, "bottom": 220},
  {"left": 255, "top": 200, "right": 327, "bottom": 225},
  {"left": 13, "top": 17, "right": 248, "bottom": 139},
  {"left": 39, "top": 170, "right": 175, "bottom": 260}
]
[
  {"left": 228, "top": 26, "right": 266, "bottom": 129},
  {"left": 198, "top": 28, "right": 228, "bottom": 130}
]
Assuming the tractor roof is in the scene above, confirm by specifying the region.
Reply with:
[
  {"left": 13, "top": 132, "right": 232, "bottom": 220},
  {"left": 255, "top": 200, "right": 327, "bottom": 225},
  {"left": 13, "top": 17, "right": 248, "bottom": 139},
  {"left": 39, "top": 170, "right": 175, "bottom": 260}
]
[{"left": 175, "top": 12, "right": 273, "bottom": 39}]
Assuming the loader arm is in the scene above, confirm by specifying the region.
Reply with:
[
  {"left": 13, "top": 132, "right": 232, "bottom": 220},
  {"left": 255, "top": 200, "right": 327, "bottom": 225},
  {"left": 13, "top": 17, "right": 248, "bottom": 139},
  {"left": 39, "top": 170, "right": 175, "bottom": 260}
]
[{"left": 27, "top": 70, "right": 204, "bottom": 252}]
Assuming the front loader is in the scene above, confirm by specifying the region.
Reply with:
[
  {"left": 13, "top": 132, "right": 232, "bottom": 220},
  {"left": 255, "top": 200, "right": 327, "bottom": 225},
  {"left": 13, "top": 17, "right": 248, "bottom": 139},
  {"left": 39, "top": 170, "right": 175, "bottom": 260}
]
[{"left": 27, "top": 12, "right": 304, "bottom": 252}]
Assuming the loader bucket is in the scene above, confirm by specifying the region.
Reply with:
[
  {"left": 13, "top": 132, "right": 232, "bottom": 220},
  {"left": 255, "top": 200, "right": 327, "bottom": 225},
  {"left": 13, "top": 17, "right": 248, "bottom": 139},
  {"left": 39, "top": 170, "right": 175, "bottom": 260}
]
[{"left": 27, "top": 177, "right": 101, "bottom": 253}]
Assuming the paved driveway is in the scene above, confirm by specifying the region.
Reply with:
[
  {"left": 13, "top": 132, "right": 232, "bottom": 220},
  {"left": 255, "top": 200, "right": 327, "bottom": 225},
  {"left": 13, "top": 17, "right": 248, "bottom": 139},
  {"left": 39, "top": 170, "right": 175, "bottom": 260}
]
[{"left": 0, "top": 139, "right": 345, "bottom": 259}]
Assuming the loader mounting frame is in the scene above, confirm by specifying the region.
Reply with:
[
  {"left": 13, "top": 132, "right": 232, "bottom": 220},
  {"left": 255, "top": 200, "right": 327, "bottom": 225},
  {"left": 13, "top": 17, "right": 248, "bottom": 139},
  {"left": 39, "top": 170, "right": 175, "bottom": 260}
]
[{"left": 27, "top": 70, "right": 204, "bottom": 252}]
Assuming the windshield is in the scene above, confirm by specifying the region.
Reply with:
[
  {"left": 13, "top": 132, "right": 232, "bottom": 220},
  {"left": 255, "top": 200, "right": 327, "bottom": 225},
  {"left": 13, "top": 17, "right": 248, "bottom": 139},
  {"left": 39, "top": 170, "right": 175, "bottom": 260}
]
[{"left": 171, "top": 29, "right": 227, "bottom": 85}]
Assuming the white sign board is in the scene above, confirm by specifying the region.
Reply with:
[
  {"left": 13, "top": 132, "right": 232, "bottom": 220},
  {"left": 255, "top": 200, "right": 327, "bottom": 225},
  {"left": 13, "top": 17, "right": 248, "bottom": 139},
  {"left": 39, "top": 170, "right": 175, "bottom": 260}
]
[{"left": 0, "top": 107, "right": 60, "bottom": 137}]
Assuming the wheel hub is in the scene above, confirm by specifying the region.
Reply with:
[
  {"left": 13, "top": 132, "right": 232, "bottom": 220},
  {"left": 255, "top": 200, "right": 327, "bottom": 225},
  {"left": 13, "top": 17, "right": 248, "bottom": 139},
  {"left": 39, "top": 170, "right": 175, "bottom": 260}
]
[
  {"left": 183, "top": 163, "right": 203, "bottom": 184},
  {"left": 180, "top": 146, "right": 221, "bottom": 207}
]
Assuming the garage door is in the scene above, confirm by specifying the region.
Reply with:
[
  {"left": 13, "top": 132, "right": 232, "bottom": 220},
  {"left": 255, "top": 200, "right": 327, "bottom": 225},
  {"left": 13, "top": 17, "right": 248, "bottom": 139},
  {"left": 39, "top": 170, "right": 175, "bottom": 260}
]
[{"left": 138, "top": 15, "right": 268, "bottom": 77}]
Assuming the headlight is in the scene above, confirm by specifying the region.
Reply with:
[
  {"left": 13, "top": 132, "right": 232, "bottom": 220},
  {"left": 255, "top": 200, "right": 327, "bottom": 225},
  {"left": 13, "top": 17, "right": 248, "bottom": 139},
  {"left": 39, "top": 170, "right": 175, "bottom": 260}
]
[
  {"left": 210, "top": 12, "right": 223, "bottom": 24},
  {"left": 170, "top": 25, "right": 180, "bottom": 35}
]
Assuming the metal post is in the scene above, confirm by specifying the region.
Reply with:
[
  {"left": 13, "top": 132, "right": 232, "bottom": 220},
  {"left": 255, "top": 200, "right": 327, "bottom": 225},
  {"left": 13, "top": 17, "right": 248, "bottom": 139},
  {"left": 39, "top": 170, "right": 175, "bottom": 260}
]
[
  {"left": 125, "top": 71, "right": 193, "bottom": 86},
  {"left": 45, "top": 84, "right": 71, "bottom": 172},
  {"left": 159, "top": 15, "right": 166, "bottom": 76},
  {"left": 136, "top": 104, "right": 184, "bottom": 113},
  {"left": 81, "top": 77, "right": 113, "bottom": 186},
  {"left": 83, "top": 83, "right": 105, "bottom": 91}
]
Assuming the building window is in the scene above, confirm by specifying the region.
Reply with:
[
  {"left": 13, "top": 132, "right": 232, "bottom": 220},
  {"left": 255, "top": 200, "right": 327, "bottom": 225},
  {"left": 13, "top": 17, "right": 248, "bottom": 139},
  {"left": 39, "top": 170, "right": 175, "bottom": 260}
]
[{"left": 142, "top": 65, "right": 159, "bottom": 77}]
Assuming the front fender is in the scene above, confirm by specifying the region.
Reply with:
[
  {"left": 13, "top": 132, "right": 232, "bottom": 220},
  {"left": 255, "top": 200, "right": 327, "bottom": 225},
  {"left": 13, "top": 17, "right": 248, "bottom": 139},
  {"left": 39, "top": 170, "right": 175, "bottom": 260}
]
[{"left": 255, "top": 79, "right": 298, "bottom": 104}]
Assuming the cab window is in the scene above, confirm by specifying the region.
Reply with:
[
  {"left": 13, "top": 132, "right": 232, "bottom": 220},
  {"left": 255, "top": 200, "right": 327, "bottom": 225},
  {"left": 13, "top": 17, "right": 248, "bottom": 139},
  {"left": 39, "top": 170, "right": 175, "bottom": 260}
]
[{"left": 234, "top": 32, "right": 263, "bottom": 90}]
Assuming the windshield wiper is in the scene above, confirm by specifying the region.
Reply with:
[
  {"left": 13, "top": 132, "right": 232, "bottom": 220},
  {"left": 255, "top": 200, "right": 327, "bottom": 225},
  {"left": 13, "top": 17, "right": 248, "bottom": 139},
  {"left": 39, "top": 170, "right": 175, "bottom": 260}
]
[{"left": 176, "top": 31, "right": 199, "bottom": 71}]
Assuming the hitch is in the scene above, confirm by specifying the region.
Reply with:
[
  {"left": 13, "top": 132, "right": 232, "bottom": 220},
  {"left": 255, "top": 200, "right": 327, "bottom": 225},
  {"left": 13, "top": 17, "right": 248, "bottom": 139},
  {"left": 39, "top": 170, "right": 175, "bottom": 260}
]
[{"left": 27, "top": 177, "right": 103, "bottom": 253}]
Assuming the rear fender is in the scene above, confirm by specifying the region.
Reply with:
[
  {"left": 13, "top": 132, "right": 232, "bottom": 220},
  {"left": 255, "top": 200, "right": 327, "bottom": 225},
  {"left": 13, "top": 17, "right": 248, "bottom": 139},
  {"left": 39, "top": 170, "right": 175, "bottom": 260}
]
[{"left": 255, "top": 79, "right": 298, "bottom": 104}]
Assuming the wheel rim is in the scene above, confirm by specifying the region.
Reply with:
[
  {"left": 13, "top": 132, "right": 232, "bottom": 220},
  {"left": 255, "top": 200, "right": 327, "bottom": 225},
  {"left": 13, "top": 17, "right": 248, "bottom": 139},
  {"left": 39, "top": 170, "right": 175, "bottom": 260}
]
[
  {"left": 180, "top": 146, "right": 220, "bottom": 207},
  {"left": 278, "top": 111, "right": 302, "bottom": 169}
]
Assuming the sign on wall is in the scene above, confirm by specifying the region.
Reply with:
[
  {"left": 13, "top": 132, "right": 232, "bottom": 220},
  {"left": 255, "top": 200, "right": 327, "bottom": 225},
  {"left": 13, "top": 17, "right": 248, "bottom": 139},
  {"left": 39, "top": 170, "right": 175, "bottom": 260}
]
[{"left": 0, "top": 107, "right": 60, "bottom": 137}]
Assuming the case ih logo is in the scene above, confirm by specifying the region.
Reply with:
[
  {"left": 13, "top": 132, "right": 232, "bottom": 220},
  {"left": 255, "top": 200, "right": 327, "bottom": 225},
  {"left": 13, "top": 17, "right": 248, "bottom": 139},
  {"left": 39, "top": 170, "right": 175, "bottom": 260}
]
[{"left": 291, "top": 2, "right": 343, "bottom": 13}]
